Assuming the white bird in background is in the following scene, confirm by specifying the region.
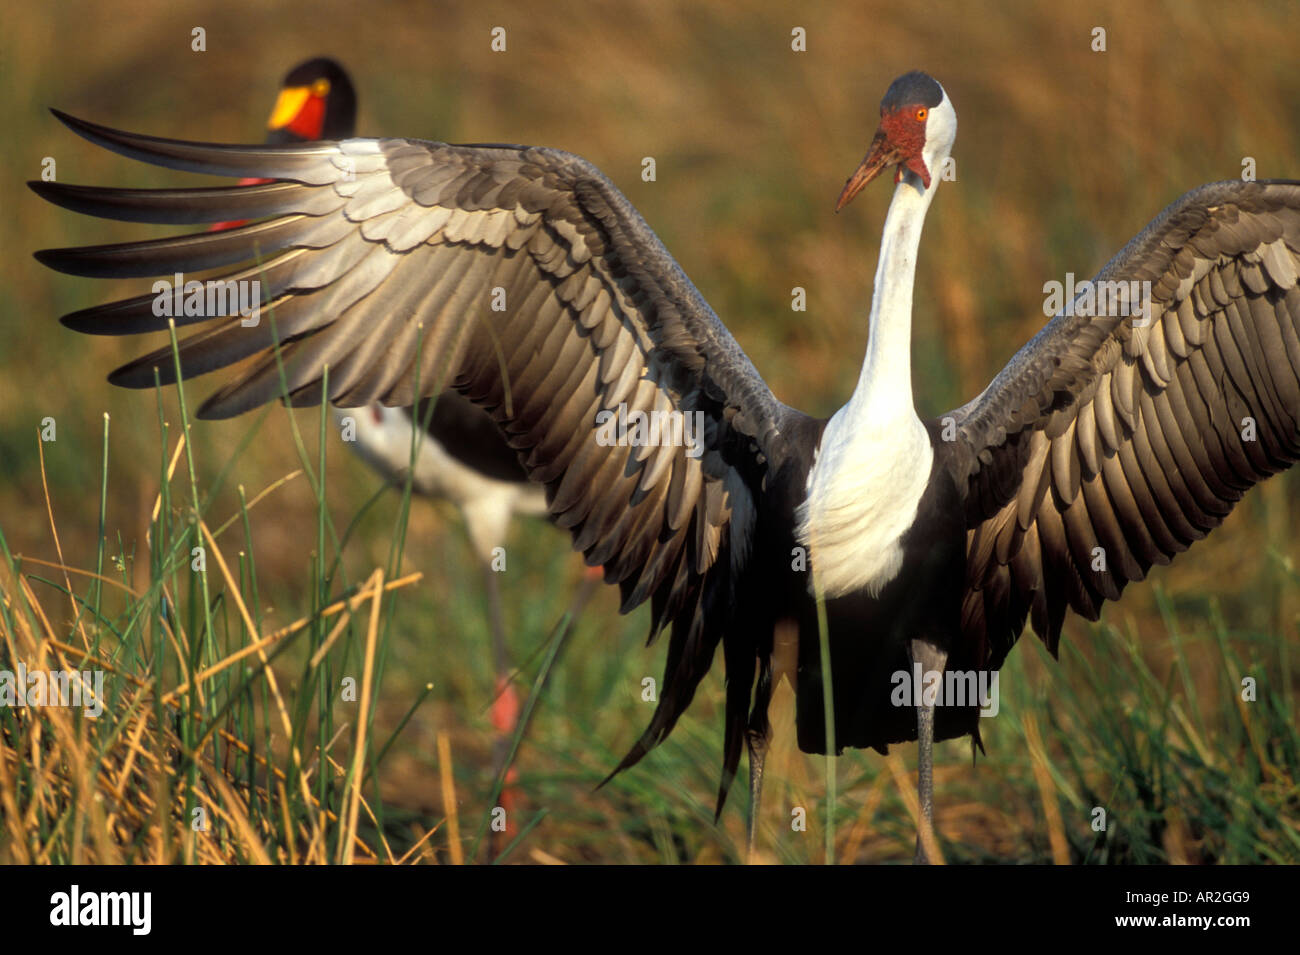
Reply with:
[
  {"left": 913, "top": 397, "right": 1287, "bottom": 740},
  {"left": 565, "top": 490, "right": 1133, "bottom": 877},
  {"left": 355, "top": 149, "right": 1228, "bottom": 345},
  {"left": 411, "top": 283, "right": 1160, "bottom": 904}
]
[{"left": 214, "top": 57, "right": 599, "bottom": 848}]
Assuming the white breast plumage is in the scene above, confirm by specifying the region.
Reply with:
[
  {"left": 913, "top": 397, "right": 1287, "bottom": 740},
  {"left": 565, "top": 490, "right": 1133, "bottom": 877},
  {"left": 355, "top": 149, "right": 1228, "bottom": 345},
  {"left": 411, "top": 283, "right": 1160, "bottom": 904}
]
[{"left": 796, "top": 409, "right": 933, "bottom": 600}]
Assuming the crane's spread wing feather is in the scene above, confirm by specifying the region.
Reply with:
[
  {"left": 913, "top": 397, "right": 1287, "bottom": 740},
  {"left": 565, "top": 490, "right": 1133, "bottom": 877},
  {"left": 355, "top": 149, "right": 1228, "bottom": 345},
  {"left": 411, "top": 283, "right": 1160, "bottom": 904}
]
[
  {"left": 31, "top": 111, "right": 811, "bottom": 799},
  {"left": 943, "top": 180, "right": 1300, "bottom": 668}
]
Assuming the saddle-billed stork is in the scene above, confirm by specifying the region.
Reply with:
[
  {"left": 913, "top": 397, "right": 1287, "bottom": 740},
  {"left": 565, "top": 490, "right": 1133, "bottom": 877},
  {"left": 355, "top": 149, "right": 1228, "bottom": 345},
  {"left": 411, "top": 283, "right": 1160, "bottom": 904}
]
[{"left": 244, "top": 59, "right": 607, "bottom": 845}]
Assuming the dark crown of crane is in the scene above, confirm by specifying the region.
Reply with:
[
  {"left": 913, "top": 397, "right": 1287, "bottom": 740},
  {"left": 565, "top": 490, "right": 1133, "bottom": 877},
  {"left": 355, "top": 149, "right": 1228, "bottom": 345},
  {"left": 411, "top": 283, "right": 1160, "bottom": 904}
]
[{"left": 880, "top": 70, "right": 943, "bottom": 111}]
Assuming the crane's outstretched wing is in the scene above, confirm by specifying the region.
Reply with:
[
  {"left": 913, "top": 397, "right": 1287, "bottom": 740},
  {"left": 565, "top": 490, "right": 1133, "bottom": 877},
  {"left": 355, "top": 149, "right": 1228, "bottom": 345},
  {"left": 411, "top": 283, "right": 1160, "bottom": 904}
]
[
  {"left": 942, "top": 180, "right": 1300, "bottom": 668},
  {"left": 31, "top": 112, "right": 812, "bottom": 798}
]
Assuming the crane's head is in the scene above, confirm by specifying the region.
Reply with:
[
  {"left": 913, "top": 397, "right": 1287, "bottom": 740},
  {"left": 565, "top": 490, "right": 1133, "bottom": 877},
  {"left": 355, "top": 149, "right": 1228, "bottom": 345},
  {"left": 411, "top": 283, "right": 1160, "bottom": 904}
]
[{"left": 836, "top": 71, "right": 956, "bottom": 211}]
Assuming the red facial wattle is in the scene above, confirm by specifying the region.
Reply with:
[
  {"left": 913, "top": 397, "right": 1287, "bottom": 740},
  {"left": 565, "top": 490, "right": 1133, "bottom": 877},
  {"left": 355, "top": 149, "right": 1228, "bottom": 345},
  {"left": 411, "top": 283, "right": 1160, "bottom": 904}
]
[
  {"left": 835, "top": 104, "right": 933, "bottom": 211},
  {"left": 878, "top": 107, "right": 931, "bottom": 188}
]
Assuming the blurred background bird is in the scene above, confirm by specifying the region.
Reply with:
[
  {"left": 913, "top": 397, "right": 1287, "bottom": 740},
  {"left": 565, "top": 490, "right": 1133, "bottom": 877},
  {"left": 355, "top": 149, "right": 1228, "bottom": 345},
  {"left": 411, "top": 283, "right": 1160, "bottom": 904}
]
[{"left": 213, "top": 56, "right": 604, "bottom": 855}]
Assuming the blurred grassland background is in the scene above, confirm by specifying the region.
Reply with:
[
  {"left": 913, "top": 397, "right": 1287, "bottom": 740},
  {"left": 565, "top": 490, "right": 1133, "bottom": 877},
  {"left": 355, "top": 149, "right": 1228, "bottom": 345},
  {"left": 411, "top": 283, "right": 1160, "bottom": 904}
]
[{"left": 1, "top": 0, "right": 1299, "bottom": 863}]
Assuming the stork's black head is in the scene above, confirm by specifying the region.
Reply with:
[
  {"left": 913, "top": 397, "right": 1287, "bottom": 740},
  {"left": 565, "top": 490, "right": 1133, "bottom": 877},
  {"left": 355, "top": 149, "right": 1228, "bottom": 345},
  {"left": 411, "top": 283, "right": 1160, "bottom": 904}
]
[{"left": 267, "top": 57, "right": 356, "bottom": 143}]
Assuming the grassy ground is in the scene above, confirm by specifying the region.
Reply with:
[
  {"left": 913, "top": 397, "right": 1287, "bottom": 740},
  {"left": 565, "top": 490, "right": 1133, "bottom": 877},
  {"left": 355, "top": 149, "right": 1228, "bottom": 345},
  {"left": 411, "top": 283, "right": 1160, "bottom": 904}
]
[{"left": 2, "top": 0, "right": 1298, "bottom": 863}]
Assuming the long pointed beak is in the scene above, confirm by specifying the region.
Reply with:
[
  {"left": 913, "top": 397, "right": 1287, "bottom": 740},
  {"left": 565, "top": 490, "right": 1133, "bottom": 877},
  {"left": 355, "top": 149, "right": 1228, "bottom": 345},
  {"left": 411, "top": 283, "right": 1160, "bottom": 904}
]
[
  {"left": 267, "top": 85, "right": 312, "bottom": 131},
  {"left": 835, "top": 126, "right": 903, "bottom": 212}
]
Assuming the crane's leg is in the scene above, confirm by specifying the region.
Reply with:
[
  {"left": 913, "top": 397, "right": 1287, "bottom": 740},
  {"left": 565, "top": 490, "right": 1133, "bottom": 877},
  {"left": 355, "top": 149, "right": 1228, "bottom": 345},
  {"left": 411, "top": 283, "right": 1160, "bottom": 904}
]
[
  {"left": 910, "top": 637, "right": 948, "bottom": 865},
  {"left": 745, "top": 725, "right": 769, "bottom": 861},
  {"left": 746, "top": 620, "right": 796, "bottom": 862}
]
